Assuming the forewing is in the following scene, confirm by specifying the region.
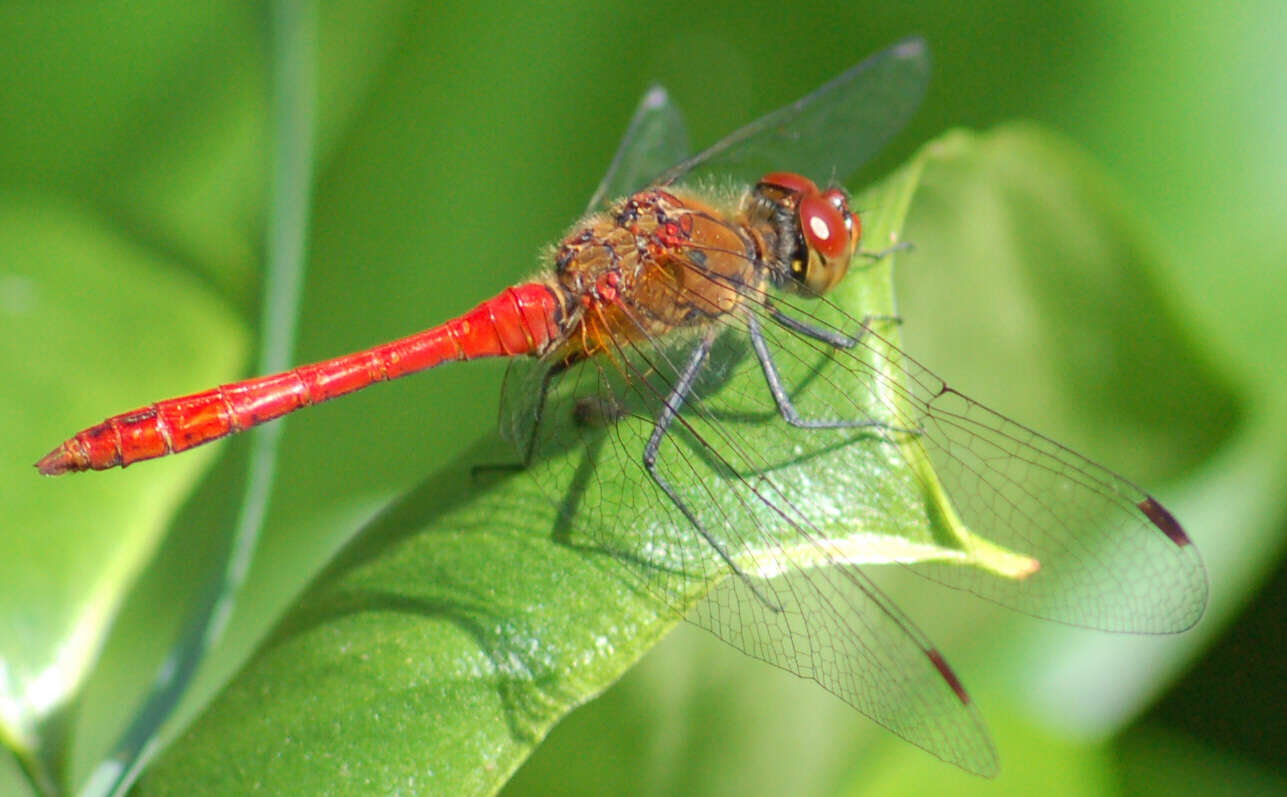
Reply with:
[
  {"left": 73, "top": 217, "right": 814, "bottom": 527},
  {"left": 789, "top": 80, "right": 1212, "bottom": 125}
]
[
  {"left": 737, "top": 279, "right": 1209, "bottom": 633},
  {"left": 656, "top": 37, "right": 930, "bottom": 190}
]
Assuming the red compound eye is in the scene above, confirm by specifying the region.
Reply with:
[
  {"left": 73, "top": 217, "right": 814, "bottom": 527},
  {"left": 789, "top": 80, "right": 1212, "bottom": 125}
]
[
  {"left": 798, "top": 192, "right": 848, "bottom": 260},
  {"left": 758, "top": 172, "right": 819, "bottom": 197},
  {"left": 822, "top": 187, "right": 860, "bottom": 248}
]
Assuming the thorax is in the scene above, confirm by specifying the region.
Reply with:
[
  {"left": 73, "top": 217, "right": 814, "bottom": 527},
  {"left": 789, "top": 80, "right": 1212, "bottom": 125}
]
[{"left": 549, "top": 187, "right": 765, "bottom": 359}]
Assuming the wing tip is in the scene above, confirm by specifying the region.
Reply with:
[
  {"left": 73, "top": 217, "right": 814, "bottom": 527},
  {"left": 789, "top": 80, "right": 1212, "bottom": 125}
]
[
  {"left": 1137, "top": 496, "right": 1193, "bottom": 547},
  {"left": 926, "top": 647, "right": 970, "bottom": 705}
]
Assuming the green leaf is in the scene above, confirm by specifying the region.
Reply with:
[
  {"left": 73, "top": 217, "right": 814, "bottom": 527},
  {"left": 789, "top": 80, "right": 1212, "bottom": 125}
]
[
  {"left": 897, "top": 124, "right": 1239, "bottom": 482},
  {"left": 0, "top": 194, "right": 247, "bottom": 792}
]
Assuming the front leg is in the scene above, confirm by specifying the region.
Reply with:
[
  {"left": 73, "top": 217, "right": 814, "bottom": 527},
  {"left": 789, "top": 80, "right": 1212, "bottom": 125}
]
[
  {"left": 749, "top": 311, "right": 892, "bottom": 430},
  {"left": 766, "top": 304, "right": 900, "bottom": 350}
]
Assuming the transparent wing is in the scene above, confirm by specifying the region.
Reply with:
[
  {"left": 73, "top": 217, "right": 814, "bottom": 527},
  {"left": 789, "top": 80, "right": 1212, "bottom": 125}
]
[
  {"left": 655, "top": 36, "right": 930, "bottom": 190},
  {"left": 739, "top": 285, "right": 1208, "bottom": 633},
  {"left": 585, "top": 85, "right": 690, "bottom": 212},
  {"left": 499, "top": 272, "right": 999, "bottom": 775},
  {"left": 498, "top": 243, "right": 1205, "bottom": 774}
]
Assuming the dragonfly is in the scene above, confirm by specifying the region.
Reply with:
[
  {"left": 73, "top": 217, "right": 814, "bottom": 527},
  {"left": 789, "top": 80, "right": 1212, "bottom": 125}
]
[{"left": 36, "top": 38, "right": 1207, "bottom": 775}]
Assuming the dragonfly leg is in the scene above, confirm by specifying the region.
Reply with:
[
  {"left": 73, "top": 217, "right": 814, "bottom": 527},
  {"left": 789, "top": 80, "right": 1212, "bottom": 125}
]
[
  {"left": 643, "top": 328, "right": 781, "bottom": 611},
  {"left": 518, "top": 361, "right": 571, "bottom": 466},
  {"left": 750, "top": 311, "right": 894, "bottom": 430},
  {"left": 767, "top": 306, "right": 900, "bottom": 349},
  {"left": 859, "top": 239, "right": 914, "bottom": 261}
]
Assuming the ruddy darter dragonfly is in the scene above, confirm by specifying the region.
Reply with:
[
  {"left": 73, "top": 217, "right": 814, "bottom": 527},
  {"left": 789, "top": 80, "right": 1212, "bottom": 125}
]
[{"left": 37, "top": 38, "right": 1207, "bottom": 775}]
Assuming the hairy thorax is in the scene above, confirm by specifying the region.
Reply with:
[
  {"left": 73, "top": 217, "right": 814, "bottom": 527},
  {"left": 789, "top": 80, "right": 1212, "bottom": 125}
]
[{"left": 548, "top": 188, "right": 764, "bottom": 362}]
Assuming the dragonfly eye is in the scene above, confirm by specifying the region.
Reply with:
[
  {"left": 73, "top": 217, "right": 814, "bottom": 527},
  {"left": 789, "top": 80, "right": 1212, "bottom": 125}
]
[
  {"left": 795, "top": 192, "right": 855, "bottom": 294},
  {"left": 752, "top": 173, "right": 857, "bottom": 294},
  {"left": 822, "top": 186, "right": 862, "bottom": 254},
  {"left": 799, "top": 194, "right": 847, "bottom": 259},
  {"left": 758, "top": 171, "right": 819, "bottom": 198}
]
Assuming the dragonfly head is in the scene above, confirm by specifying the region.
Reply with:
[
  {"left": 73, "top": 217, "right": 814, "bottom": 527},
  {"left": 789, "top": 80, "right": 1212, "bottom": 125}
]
[{"left": 753, "top": 172, "right": 861, "bottom": 296}]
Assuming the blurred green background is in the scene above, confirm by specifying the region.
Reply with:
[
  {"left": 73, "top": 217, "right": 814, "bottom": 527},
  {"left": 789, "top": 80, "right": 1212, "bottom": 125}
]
[{"left": 2, "top": 1, "right": 1284, "bottom": 795}]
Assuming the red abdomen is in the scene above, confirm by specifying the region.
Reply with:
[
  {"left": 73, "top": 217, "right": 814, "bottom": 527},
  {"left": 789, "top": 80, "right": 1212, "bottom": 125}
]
[{"left": 37, "top": 282, "right": 563, "bottom": 474}]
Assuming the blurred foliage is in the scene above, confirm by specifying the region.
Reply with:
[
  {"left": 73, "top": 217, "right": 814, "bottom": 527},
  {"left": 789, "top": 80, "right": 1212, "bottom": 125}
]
[{"left": 1, "top": 1, "right": 1284, "bottom": 796}]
